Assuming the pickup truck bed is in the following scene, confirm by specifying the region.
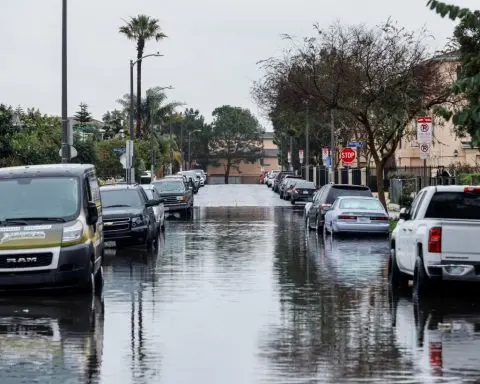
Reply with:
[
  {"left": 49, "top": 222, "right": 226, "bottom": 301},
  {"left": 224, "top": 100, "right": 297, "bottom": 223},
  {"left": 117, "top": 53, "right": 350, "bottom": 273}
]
[{"left": 389, "top": 185, "right": 480, "bottom": 296}]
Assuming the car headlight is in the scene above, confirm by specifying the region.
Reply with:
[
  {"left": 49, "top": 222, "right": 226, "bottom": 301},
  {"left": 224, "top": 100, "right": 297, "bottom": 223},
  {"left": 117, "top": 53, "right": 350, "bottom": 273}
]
[
  {"left": 131, "top": 215, "right": 145, "bottom": 227},
  {"left": 62, "top": 220, "right": 84, "bottom": 243},
  {"left": 176, "top": 196, "right": 185, "bottom": 201}
]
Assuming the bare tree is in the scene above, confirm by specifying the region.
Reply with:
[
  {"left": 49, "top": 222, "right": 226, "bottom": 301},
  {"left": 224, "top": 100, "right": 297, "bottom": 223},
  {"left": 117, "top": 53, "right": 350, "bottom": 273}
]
[{"left": 253, "top": 20, "right": 456, "bottom": 206}]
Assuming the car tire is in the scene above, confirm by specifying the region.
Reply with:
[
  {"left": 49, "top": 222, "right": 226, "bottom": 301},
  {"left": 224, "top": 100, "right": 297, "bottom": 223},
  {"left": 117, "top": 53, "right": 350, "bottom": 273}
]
[
  {"left": 388, "top": 248, "right": 409, "bottom": 291},
  {"left": 94, "top": 265, "right": 104, "bottom": 295},
  {"left": 413, "top": 256, "right": 432, "bottom": 298},
  {"left": 291, "top": 199, "right": 295, "bottom": 205}
]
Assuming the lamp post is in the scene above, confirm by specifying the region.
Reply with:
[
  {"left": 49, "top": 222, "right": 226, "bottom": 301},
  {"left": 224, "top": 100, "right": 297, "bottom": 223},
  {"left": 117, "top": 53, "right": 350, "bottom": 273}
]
[
  {"left": 188, "top": 129, "right": 201, "bottom": 170},
  {"left": 61, "top": 0, "right": 69, "bottom": 163},
  {"left": 128, "top": 52, "right": 163, "bottom": 183}
]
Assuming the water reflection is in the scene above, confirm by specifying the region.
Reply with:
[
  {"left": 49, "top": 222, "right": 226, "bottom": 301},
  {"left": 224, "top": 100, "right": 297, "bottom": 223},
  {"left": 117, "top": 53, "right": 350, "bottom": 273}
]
[
  {"left": 0, "top": 294, "right": 104, "bottom": 383},
  {"left": 260, "top": 209, "right": 409, "bottom": 383},
  {"left": 390, "top": 288, "right": 480, "bottom": 382}
]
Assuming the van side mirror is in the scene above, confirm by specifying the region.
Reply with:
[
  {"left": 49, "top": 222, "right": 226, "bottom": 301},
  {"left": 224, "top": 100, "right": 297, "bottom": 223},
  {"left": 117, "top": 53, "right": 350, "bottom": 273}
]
[
  {"left": 87, "top": 202, "right": 99, "bottom": 225},
  {"left": 146, "top": 199, "right": 161, "bottom": 207},
  {"left": 399, "top": 207, "right": 410, "bottom": 221}
]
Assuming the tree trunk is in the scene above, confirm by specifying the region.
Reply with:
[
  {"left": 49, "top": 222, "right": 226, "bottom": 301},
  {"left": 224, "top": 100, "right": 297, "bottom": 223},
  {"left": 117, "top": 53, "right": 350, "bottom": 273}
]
[
  {"left": 136, "top": 59, "right": 142, "bottom": 138},
  {"left": 225, "top": 162, "right": 231, "bottom": 184},
  {"left": 375, "top": 163, "right": 387, "bottom": 209}
]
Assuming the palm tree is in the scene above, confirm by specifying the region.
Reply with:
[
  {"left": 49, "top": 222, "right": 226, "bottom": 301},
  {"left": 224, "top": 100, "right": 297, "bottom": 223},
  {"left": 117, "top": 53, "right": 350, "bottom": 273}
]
[{"left": 119, "top": 15, "right": 167, "bottom": 138}]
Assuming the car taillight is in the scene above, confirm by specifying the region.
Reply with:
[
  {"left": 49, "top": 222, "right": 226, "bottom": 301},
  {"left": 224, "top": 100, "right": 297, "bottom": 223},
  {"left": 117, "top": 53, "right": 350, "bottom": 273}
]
[
  {"left": 294, "top": 189, "right": 300, "bottom": 193},
  {"left": 464, "top": 186, "right": 480, "bottom": 192},
  {"left": 429, "top": 342, "right": 442, "bottom": 368},
  {"left": 321, "top": 203, "right": 331, "bottom": 210},
  {"left": 428, "top": 227, "right": 442, "bottom": 253},
  {"left": 370, "top": 216, "right": 388, "bottom": 221},
  {"left": 338, "top": 215, "right": 356, "bottom": 220}
]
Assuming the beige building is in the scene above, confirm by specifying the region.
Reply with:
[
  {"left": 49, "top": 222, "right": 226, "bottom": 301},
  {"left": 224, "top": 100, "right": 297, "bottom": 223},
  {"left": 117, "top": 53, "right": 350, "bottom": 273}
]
[
  {"left": 206, "top": 132, "right": 280, "bottom": 184},
  {"left": 395, "top": 54, "right": 480, "bottom": 168}
]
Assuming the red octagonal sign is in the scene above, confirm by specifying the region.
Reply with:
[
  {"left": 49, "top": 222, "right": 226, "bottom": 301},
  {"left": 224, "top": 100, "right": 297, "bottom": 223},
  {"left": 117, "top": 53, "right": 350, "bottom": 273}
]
[{"left": 341, "top": 147, "right": 356, "bottom": 165}]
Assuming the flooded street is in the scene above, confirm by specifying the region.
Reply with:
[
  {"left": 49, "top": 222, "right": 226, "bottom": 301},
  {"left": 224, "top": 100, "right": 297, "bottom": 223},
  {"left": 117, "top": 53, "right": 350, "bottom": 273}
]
[{"left": 2, "top": 185, "right": 480, "bottom": 383}]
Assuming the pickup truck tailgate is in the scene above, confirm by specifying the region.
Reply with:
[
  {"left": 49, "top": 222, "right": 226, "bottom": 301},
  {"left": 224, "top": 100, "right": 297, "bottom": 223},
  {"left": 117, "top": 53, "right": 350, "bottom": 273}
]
[{"left": 441, "top": 221, "right": 480, "bottom": 261}]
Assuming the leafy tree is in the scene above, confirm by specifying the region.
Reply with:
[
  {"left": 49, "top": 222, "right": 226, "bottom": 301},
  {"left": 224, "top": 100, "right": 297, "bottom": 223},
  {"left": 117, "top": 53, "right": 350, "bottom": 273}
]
[
  {"left": 119, "top": 15, "right": 167, "bottom": 138},
  {"left": 427, "top": 1, "right": 480, "bottom": 143},
  {"left": 102, "top": 109, "right": 127, "bottom": 139},
  {"left": 209, "top": 105, "right": 263, "bottom": 184},
  {"left": 72, "top": 133, "right": 98, "bottom": 165},
  {"left": 74, "top": 102, "right": 92, "bottom": 126},
  {"left": 253, "top": 20, "right": 454, "bottom": 206}
]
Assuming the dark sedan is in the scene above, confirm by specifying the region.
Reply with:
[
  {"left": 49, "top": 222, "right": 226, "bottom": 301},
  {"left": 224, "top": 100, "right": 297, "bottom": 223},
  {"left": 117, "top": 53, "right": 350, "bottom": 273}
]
[{"left": 288, "top": 180, "right": 317, "bottom": 204}]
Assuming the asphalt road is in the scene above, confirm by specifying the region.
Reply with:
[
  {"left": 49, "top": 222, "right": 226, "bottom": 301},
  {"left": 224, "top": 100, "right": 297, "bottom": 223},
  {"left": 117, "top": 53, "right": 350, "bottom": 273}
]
[{"left": 1, "top": 184, "right": 479, "bottom": 384}]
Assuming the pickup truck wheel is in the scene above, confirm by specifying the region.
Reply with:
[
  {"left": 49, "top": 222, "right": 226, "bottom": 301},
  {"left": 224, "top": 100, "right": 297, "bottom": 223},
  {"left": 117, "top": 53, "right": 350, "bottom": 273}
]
[
  {"left": 413, "top": 256, "right": 432, "bottom": 298},
  {"left": 290, "top": 199, "right": 295, "bottom": 205},
  {"left": 388, "top": 248, "right": 409, "bottom": 291}
]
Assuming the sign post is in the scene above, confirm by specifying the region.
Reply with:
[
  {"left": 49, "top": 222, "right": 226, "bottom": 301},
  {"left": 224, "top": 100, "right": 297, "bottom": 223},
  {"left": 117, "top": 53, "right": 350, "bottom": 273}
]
[
  {"left": 340, "top": 147, "right": 356, "bottom": 167},
  {"left": 417, "top": 116, "right": 432, "bottom": 187}
]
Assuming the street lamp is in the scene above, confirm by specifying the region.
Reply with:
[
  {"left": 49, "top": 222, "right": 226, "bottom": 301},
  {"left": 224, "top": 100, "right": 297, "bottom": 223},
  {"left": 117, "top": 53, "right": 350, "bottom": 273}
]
[
  {"left": 127, "top": 52, "right": 164, "bottom": 184},
  {"left": 188, "top": 129, "right": 201, "bottom": 170}
]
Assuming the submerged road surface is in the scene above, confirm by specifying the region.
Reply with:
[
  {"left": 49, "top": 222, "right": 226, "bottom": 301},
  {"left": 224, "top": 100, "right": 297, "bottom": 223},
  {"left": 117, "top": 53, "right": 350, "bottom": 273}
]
[{"left": 1, "top": 184, "right": 480, "bottom": 383}]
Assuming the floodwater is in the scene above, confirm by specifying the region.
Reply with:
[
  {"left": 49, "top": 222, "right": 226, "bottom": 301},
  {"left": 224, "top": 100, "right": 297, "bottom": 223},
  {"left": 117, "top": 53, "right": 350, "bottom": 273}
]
[{"left": 1, "top": 184, "right": 479, "bottom": 383}]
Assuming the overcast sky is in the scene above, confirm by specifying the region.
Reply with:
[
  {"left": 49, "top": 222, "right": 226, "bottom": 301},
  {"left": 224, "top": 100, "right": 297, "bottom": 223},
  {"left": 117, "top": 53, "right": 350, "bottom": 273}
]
[{"left": 0, "top": 0, "right": 477, "bottom": 130}]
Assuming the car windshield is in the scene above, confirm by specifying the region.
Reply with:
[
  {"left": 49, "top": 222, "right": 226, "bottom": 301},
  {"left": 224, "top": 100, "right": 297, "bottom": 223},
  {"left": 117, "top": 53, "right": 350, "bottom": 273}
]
[
  {"left": 101, "top": 189, "right": 143, "bottom": 208},
  {"left": 0, "top": 176, "right": 79, "bottom": 220},
  {"left": 142, "top": 188, "right": 155, "bottom": 199},
  {"left": 327, "top": 186, "right": 372, "bottom": 202},
  {"left": 339, "top": 198, "right": 384, "bottom": 210},
  {"left": 153, "top": 181, "right": 185, "bottom": 193},
  {"left": 295, "top": 181, "right": 315, "bottom": 189}
]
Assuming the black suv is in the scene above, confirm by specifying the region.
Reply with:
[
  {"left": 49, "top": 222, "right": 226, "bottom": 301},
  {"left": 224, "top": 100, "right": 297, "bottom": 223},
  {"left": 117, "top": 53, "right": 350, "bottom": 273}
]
[
  {"left": 306, "top": 183, "right": 373, "bottom": 231},
  {"left": 151, "top": 178, "right": 194, "bottom": 218},
  {"left": 273, "top": 171, "right": 295, "bottom": 193},
  {"left": 100, "top": 184, "right": 161, "bottom": 248}
]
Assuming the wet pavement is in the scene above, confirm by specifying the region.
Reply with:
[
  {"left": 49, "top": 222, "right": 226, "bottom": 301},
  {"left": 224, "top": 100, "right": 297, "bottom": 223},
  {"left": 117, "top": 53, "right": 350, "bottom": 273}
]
[{"left": 2, "top": 184, "right": 480, "bottom": 383}]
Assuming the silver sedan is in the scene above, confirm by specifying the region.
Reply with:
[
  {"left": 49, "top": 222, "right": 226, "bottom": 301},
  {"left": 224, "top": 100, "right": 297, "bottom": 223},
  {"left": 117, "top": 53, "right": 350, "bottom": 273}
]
[
  {"left": 324, "top": 196, "right": 389, "bottom": 235},
  {"left": 141, "top": 184, "right": 166, "bottom": 233}
]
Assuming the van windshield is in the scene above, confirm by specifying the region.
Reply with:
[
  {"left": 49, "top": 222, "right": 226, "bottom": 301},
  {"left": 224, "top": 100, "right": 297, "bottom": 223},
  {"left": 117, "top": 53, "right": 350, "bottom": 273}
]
[{"left": 0, "top": 177, "right": 80, "bottom": 221}]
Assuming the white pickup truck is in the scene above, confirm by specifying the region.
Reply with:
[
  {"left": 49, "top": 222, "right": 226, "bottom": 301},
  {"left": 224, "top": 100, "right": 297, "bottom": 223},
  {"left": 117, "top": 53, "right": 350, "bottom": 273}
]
[{"left": 389, "top": 185, "right": 480, "bottom": 296}]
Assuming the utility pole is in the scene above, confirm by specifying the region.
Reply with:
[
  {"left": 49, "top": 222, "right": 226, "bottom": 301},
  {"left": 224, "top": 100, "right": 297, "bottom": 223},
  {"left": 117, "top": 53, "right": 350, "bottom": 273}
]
[
  {"left": 289, "top": 136, "right": 293, "bottom": 172},
  {"left": 61, "top": 0, "right": 70, "bottom": 163},
  {"left": 180, "top": 126, "right": 184, "bottom": 171},
  {"left": 305, "top": 104, "right": 309, "bottom": 181},
  {"left": 330, "top": 109, "right": 336, "bottom": 183}
]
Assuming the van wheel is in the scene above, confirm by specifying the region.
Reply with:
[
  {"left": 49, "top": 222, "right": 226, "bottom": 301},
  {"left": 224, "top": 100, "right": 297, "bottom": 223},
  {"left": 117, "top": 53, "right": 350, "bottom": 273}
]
[{"left": 94, "top": 266, "right": 104, "bottom": 295}]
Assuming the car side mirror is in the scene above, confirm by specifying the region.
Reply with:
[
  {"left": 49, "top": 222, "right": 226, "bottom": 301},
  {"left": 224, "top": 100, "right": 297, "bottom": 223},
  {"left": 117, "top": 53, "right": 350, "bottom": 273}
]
[
  {"left": 87, "top": 202, "right": 98, "bottom": 225},
  {"left": 146, "top": 199, "right": 161, "bottom": 207},
  {"left": 399, "top": 207, "right": 410, "bottom": 221}
]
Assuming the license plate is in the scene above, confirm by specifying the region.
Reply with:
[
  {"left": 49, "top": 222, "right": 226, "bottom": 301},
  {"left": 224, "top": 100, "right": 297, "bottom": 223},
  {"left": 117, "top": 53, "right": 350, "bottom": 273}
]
[
  {"left": 105, "top": 241, "right": 116, "bottom": 247},
  {"left": 303, "top": 191, "right": 309, "bottom": 194},
  {"left": 357, "top": 217, "right": 370, "bottom": 223}
]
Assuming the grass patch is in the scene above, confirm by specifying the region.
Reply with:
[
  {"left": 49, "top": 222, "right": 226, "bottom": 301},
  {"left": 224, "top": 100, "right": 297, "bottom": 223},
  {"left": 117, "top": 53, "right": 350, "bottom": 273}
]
[{"left": 389, "top": 219, "right": 398, "bottom": 232}]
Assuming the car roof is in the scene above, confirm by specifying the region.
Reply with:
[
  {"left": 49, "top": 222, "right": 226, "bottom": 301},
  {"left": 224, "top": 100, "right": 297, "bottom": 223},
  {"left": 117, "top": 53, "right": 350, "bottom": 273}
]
[
  {"left": 336, "top": 196, "right": 379, "bottom": 200},
  {"left": 0, "top": 163, "right": 95, "bottom": 179},
  {"left": 329, "top": 183, "right": 370, "bottom": 189},
  {"left": 140, "top": 184, "right": 154, "bottom": 189}
]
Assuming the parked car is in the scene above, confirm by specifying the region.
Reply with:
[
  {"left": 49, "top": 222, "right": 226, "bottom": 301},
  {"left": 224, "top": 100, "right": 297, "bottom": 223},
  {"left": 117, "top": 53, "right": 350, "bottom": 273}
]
[
  {"left": 324, "top": 196, "right": 389, "bottom": 235},
  {"left": 273, "top": 171, "right": 295, "bottom": 193},
  {"left": 307, "top": 183, "right": 373, "bottom": 231},
  {"left": 151, "top": 178, "right": 194, "bottom": 219},
  {"left": 177, "top": 171, "right": 199, "bottom": 193},
  {"left": 282, "top": 178, "right": 301, "bottom": 200},
  {"left": 0, "top": 163, "right": 104, "bottom": 294},
  {"left": 279, "top": 175, "right": 303, "bottom": 199},
  {"left": 266, "top": 171, "right": 279, "bottom": 187},
  {"left": 304, "top": 190, "right": 321, "bottom": 223},
  {"left": 389, "top": 185, "right": 480, "bottom": 297},
  {"left": 288, "top": 180, "right": 317, "bottom": 204},
  {"left": 100, "top": 184, "right": 159, "bottom": 249},
  {"left": 140, "top": 184, "right": 166, "bottom": 233}
]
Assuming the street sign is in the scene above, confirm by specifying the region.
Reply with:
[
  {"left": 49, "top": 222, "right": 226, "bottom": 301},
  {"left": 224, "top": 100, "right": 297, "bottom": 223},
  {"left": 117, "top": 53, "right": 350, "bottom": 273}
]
[
  {"left": 347, "top": 141, "right": 364, "bottom": 148},
  {"left": 340, "top": 147, "right": 356, "bottom": 165},
  {"left": 325, "top": 155, "right": 331, "bottom": 168},
  {"left": 322, "top": 146, "right": 329, "bottom": 159},
  {"left": 416, "top": 116, "right": 432, "bottom": 144},
  {"left": 120, "top": 153, "right": 127, "bottom": 169},
  {"left": 113, "top": 147, "right": 126, "bottom": 154},
  {"left": 58, "top": 145, "right": 77, "bottom": 159},
  {"left": 419, "top": 142, "right": 430, "bottom": 159},
  {"left": 299, "top": 149, "right": 304, "bottom": 163}
]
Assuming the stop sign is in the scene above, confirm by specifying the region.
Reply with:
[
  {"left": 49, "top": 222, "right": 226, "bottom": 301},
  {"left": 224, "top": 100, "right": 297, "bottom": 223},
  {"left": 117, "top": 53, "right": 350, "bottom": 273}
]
[{"left": 341, "top": 147, "right": 356, "bottom": 165}]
